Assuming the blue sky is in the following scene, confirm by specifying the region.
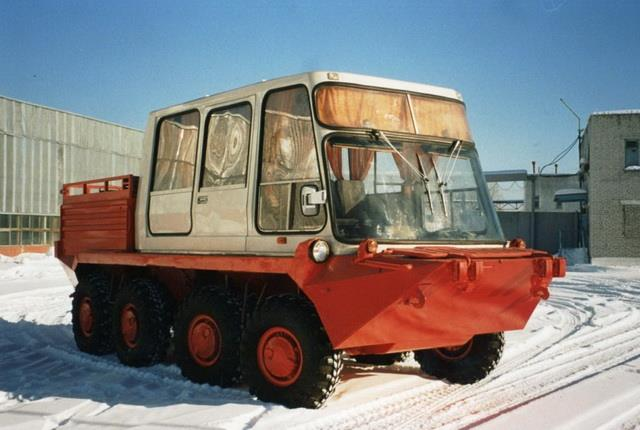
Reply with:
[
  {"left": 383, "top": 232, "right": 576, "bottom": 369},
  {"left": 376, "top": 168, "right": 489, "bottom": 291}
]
[{"left": 2, "top": 0, "right": 639, "bottom": 173}]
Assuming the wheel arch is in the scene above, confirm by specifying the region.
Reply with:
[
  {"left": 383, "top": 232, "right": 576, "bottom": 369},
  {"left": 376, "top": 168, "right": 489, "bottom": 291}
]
[{"left": 73, "top": 264, "right": 323, "bottom": 336}]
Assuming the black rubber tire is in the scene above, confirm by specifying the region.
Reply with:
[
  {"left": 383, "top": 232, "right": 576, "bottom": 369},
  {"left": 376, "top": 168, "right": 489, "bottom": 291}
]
[
  {"left": 354, "top": 352, "right": 411, "bottom": 366},
  {"left": 113, "top": 278, "right": 172, "bottom": 367},
  {"left": 241, "top": 295, "right": 343, "bottom": 409},
  {"left": 71, "top": 270, "right": 114, "bottom": 355},
  {"left": 414, "top": 332, "right": 505, "bottom": 384},
  {"left": 174, "top": 286, "right": 242, "bottom": 387}
]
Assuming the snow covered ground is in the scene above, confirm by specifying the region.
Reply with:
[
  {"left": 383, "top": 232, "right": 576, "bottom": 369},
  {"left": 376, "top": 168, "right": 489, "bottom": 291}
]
[{"left": 0, "top": 254, "right": 639, "bottom": 429}]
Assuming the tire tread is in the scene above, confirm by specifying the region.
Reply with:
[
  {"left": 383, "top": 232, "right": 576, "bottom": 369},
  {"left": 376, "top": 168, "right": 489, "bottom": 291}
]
[{"left": 241, "top": 295, "right": 343, "bottom": 408}]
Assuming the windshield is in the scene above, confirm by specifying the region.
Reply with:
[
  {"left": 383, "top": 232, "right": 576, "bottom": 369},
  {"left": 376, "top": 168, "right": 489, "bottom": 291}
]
[{"left": 325, "top": 134, "right": 504, "bottom": 243}]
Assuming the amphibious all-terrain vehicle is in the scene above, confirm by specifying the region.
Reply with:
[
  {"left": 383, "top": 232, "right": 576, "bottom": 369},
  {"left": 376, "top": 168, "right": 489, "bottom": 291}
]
[{"left": 56, "top": 72, "right": 565, "bottom": 408}]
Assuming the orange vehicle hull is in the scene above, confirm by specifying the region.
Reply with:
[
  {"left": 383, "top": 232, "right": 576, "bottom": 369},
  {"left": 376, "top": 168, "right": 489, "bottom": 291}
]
[
  {"left": 57, "top": 175, "right": 565, "bottom": 355},
  {"left": 291, "top": 241, "right": 563, "bottom": 354},
  {"left": 65, "top": 239, "right": 565, "bottom": 355}
]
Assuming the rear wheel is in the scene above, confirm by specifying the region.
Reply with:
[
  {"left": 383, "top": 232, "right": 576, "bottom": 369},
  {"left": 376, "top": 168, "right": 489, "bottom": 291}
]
[
  {"left": 174, "top": 286, "right": 242, "bottom": 387},
  {"left": 71, "top": 270, "right": 114, "bottom": 355},
  {"left": 241, "top": 295, "right": 343, "bottom": 408},
  {"left": 354, "top": 352, "right": 410, "bottom": 366},
  {"left": 113, "top": 278, "right": 172, "bottom": 367},
  {"left": 414, "top": 333, "right": 504, "bottom": 384}
]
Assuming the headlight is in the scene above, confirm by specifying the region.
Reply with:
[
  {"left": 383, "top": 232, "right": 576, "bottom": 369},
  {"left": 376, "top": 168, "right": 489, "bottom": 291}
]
[
  {"left": 311, "top": 240, "right": 330, "bottom": 263},
  {"left": 509, "top": 238, "right": 526, "bottom": 249},
  {"left": 366, "top": 239, "right": 378, "bottom": 254}
]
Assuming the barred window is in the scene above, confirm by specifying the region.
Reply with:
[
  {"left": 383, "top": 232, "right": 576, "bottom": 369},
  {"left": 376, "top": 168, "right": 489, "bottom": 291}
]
[
  {"left": 625, "top": 140, "right": 639, "bottom": 168},
  {"left": 0, "top": 214, "right": 59, "bottom": 245}
]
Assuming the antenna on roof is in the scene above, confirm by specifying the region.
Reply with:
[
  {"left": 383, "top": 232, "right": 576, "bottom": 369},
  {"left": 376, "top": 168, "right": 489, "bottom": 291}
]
[{"left": 560, "top": 98, "right": 582, "bottom": 139}]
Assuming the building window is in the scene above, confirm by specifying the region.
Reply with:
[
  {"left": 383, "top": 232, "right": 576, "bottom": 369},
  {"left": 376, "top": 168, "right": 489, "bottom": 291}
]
[
  {"left": 0, "top": 214, "right": 60, "bottom": 246},
  {"left": 201, "top": 103, "right": 252, "bottom": 188},
  {"left": 623, "top": 204, "right": 640, "bottom": 238},
  {"left": 152, "top": 111, "right": 200, "bottom": 192},
  {"left": 625, "top": 140, "right": 639, "bottom": 169},
  {"left": 257, "top": 86, "right": 325, "bottom": 232}
]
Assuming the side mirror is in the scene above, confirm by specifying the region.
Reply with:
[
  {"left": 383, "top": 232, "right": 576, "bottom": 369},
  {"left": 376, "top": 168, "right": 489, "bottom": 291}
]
[{"left": 301, "top": 186, "right": 326, "bottom": 217}]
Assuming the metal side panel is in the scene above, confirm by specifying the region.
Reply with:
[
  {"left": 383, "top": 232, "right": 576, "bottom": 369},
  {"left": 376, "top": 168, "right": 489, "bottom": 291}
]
[{"left": 148, "top": 189, "right": 192, "bottom": 234}]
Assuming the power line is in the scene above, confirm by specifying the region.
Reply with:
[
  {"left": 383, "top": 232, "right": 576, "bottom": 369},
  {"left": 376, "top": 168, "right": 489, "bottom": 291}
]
[
  {"left": 539, "top": 98, "right": 582, "bottom": 174},
  {"left": 539, "top": 136, "right": 579, "bottom": 174}
]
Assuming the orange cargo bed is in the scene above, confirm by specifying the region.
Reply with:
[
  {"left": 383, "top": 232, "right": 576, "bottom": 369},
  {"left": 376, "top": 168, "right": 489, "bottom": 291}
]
[{"left": 57, "top": 175, "right": 138, "bottom": 259}]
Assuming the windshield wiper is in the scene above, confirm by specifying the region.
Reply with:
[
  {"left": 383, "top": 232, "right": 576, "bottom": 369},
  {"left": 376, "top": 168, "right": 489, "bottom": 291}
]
[
  {"left": 432, "top": 140, "right": 463, "bottom": 219},
  {"left": 416, "top": 153, "right": 434, "bottom": 214},
  {"left": 443, "top": 140, "right": 463, "bottom": 187},
  {"left": 370, "top": 129, "right": 431, "bottom": 196},
  {"left": 430, "top": 153, "right": 448, "bottom": 218}
]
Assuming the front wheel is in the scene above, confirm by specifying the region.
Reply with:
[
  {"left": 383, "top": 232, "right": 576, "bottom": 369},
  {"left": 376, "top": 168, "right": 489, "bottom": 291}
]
[
  {"left": 414, "top": 333, "right": 504, "bottom": 384},
  {"left": 241, "top": 295, "right": 343, "bottom": 408}
]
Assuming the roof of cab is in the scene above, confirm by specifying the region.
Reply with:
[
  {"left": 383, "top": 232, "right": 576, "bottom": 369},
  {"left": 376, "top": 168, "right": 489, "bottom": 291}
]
[{"left": 151, "top": 71, "right": 464, "bottom": 115}]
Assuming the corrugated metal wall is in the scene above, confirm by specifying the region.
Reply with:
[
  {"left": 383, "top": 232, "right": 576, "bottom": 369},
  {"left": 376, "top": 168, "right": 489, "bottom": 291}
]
[{"left": 0, "top": 96, "right": 143, "bottom": 216}]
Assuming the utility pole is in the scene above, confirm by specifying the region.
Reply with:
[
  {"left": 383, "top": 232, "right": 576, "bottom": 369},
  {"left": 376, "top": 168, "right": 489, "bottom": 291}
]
[
  {"left": 530, "top": 161, "right": 537, "bottom": 248},
  {"left": 559, "top": 98, "right": 587, "bottom": 257},
  {"left": 560, "top": 98, "right": 584, "bottom": 186}
]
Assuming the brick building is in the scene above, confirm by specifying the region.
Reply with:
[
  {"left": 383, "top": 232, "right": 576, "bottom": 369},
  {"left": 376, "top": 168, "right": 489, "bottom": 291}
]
[{"left": 580, "top": 110, "right": 640, "bottom": 265}]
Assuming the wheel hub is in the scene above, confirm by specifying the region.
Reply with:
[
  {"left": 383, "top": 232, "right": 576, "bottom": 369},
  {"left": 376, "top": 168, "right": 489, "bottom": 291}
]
[
  {"left": 257, "top": 327, "right": 303, "bottom": 387},
  {"left": 435, "top": 339, "right": 474, "bottom": 361},
  {"left": 79, "top": 297, "right": 94, "bottom": 337},
  {"left": 121, "top": 304, "right": 139, "bottom": 348},
  {"left": 188, "top": 315, "right": 222, "bottom": 367}
]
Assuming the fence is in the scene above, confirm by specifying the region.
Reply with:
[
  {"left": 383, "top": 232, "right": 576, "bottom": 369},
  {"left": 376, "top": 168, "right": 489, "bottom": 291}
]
[{"left": 498, "top": 211, "right": 582, "bottom": 254}]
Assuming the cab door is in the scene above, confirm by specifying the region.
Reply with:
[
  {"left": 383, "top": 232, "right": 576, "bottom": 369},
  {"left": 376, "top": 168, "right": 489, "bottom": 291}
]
[
  {"left": 191, "top": 100, "right": 253, "bottom": 251},
  {"left": 148, "top": 110, "right": 200, "bottom": 234}
]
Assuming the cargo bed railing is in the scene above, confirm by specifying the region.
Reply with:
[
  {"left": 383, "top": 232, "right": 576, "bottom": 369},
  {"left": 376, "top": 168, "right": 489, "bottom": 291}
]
[{"left": 61, "top": 175, "right": 137, "bottom": 199}]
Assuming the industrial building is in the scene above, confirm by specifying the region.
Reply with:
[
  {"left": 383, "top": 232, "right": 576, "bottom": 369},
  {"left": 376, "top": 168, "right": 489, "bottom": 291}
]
[
  {"left": 580, "top": 110, "right": 640, "bottom": 265},
  {"left": 0, "top": 95, "right": 143, "bottom": 254},
  {"left": 486, "top": 110, "right": 640, "bottom": 264},
  {"left": 485, "top": 170, "right": 584, "bottom": 255}
]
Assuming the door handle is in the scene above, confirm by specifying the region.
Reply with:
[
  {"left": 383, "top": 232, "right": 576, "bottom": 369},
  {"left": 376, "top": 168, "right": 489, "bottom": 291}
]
[{"left": 197, "top": 195, "right": 208, "bottom": 204}]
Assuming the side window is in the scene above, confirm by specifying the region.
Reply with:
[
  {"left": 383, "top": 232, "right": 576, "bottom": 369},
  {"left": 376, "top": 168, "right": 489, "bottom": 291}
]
[
  {"left": 625, "top": 140, "right": 639, "bottom": 168},
  {"left": 258, "top": 86, "right": 325, "bottom": 232},
  {"left": 152, "top": 111, "right": 200, "bottom": 191},
  {"left": 201, "top": 103, "right": 252, "bottom": 188}
]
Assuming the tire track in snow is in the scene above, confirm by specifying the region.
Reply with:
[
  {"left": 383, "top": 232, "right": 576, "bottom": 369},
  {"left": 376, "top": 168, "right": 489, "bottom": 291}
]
[
  {"left": 2, "top": 266, "right": 638, "bottom": 429},
  {"left": 0, "top": 287, "right": 257, "bottom": 414},
  {"left": 401, "top": 316, "right": 640, "bottom": 429},
  {"left": 301, "top": 273, "right": 640, "bottom": 430},
  {"left": 390, "top": 279, "right": 640, "bottom": 428}
]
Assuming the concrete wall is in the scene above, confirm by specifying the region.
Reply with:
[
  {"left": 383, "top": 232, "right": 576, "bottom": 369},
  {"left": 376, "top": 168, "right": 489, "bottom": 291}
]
[
  {"left": 489, "top": 173, "right": 583, "bottom": 255},
  {"left": 582, "top": 112, "right": 640, "bottom": 262},
  {"left": 523, "top": 174, "right": 581, "bottom": 212},
  {"left": 0, "top": 96, "right": 144, "bottom": 216}
]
